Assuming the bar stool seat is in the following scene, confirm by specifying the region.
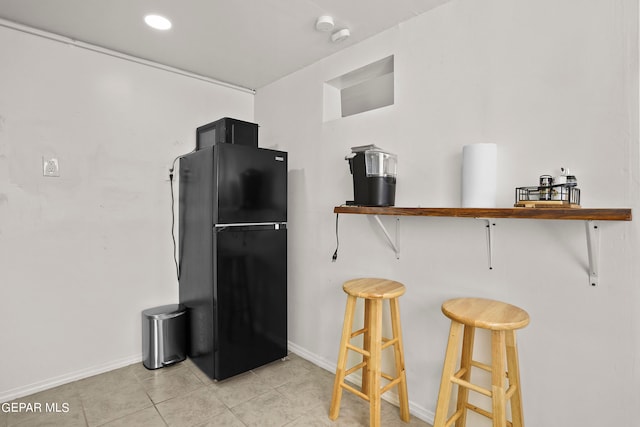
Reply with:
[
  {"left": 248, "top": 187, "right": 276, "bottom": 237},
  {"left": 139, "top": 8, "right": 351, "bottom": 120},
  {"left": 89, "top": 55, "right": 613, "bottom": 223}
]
[
  {"left": 329, "top": 278, "right": 410, "bottom": 427},
  {"left": 434, "top": 297, "right": 530, "bottom": 427}
]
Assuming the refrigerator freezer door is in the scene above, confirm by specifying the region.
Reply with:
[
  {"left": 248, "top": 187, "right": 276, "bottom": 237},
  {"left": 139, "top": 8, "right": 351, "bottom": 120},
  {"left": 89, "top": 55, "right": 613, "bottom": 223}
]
[
  {"left": 215, "top": 144, "right": 287, "bottom": 224},
  {"left": 213, "top": 226, "right": 287, "bottom": 380}
]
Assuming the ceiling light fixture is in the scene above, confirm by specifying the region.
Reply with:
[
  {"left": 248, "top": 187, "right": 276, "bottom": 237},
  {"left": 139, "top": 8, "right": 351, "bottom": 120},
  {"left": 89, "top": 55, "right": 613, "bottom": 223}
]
[
  {"left": 331, "top": 28, "right": 350, "bottom": 43},
  {"left": 315, "top": 15, "right": 335, "bottom": 32},
  {"left": 144, "top": 14, "right": 172, "bottom": 30}
]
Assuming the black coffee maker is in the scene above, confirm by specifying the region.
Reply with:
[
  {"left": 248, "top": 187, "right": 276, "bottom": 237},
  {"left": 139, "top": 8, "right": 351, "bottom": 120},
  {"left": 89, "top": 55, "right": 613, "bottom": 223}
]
[{"left": 346, "top": 145, "right": 397, "bottom": 206}]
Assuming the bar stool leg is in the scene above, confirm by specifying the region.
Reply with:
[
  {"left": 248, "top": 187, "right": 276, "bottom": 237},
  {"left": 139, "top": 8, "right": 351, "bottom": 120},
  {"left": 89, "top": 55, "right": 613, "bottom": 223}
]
[
  {"left": 455, "top": 325, "right": 475, "bottom": 427},
  {"left": 368, "top": 299, "right": 383, "bottom": 427},
  {"left": 433, "top": 320, "right": 463, "bottom": 427},
  {"left": 330, "top": 295, "right": 357, "bottom": 420},
  {"left": 389, "top": 297, "right": 410, "bottom": 421},
  {"left": 361, "top": 299, "right": 372, "bottom": 396},
  {"left": 491, "top": 331, "right": 507, "bottom": 427},
  {"left": 505, "top": 331, "right": 524, "bottom": 427}
]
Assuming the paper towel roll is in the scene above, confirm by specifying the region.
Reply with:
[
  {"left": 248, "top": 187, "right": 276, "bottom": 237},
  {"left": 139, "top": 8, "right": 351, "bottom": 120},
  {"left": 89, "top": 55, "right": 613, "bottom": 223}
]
[{"left": 461, "top": 143, "right": 497, "bottom": 208}]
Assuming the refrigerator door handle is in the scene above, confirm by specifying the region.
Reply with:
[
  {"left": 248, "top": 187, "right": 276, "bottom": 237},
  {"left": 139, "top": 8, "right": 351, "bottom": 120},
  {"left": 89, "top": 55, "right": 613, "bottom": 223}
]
[{"left": 214, "top": 222, "right": 287, "bottom": 231}]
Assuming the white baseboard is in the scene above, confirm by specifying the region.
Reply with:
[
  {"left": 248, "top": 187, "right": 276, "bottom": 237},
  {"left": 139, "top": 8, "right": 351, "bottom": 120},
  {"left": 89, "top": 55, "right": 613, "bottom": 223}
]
[
  {"left": 288, "top": 341, "right": 435, "bottom": 425},
  {"left": 0, "top": 354, "right": 142, "bottom": 403}
]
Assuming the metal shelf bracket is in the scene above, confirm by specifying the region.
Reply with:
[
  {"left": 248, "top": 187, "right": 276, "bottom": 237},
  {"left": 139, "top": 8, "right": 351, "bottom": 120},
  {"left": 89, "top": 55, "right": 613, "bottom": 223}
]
[
  {"left": 585, "top": 220, "right": 600, "bottom": 286},
  {"left": 373, "top": 215, "right": 400, "bottom": 259},
  {"left": 476, "top": 218, "right": 496, "bottom": 270}
]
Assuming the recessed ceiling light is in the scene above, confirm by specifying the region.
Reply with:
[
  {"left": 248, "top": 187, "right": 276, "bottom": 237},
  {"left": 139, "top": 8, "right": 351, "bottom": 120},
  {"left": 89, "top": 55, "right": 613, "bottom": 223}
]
[{"left": 144, "top": 14, "right": 172, "bottom": 30}]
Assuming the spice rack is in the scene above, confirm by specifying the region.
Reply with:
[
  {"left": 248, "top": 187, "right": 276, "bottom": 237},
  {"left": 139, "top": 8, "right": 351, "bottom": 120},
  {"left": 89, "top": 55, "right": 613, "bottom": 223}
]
[{"left": 333, "top": 206, "right": 632, "bottom": 286}]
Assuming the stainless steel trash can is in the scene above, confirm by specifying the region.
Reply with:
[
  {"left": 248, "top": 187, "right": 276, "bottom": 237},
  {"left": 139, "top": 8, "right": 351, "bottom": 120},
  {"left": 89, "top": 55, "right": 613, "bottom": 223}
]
[{"left": 142, "top": 304, "right": 187, "bottom": 370}]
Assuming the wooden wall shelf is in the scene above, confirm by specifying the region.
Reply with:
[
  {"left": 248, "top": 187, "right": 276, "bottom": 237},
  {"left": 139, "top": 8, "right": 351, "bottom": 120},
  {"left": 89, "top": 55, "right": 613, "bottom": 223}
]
[
  {"left": 333, "top": 205, "right": 632, "bottom": 286},
  {"left": 333, "top": 206, "right": 632, "bottom": 221}
]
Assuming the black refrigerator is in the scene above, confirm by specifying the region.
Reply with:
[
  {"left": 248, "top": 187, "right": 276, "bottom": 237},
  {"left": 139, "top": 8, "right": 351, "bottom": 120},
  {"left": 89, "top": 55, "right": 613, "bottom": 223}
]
[{"left": 178, "top": 143, "right": 287, "bottom": 380}]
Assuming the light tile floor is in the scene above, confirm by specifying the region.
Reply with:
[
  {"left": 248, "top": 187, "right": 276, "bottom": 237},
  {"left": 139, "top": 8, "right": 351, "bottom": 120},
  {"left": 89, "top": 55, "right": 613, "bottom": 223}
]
[{"left": 0, "top": 354, "right": 432, "bottom": 427}]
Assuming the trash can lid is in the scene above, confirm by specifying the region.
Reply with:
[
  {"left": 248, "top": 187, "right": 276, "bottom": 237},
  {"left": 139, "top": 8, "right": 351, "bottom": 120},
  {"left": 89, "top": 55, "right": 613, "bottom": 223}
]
[{"left": 142, "top": 304, "right": 185, "bottom": 319}]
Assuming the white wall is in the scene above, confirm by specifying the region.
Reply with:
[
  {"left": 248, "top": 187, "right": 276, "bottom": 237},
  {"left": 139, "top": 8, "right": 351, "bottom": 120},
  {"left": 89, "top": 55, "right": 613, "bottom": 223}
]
[
  {"left": 0, "top": 26, "right": 254, "bottom": 400},
  {"left": 256, "top": 0, "right": 639, "bottom": 425}
]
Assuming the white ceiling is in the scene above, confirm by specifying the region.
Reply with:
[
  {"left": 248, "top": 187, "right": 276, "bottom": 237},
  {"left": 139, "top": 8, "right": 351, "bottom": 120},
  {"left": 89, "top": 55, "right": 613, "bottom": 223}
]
[{"left": 0, "top": 0, "right": 450, "bottom": 90}]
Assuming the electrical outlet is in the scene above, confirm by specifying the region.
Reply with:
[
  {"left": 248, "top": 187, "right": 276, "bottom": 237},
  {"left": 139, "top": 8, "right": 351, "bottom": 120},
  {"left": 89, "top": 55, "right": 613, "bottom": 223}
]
[{"left": 43, "top": 157, "right": 60, "bottom": 177}]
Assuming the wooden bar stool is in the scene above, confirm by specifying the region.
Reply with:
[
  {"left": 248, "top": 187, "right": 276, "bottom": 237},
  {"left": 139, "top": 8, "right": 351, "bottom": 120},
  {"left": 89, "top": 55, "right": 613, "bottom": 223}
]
[
  {"left": 433, "top": 297, "right": 530, "bottom": 427},
  {"left": 329, "top": 278, "right": 410, "bottom": 427}
]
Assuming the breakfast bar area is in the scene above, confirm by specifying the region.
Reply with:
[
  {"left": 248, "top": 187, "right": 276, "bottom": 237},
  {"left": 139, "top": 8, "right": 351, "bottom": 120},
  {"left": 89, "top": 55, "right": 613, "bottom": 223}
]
[{"left": 324, "top": 205, "right": 633, "bottom": 426}]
